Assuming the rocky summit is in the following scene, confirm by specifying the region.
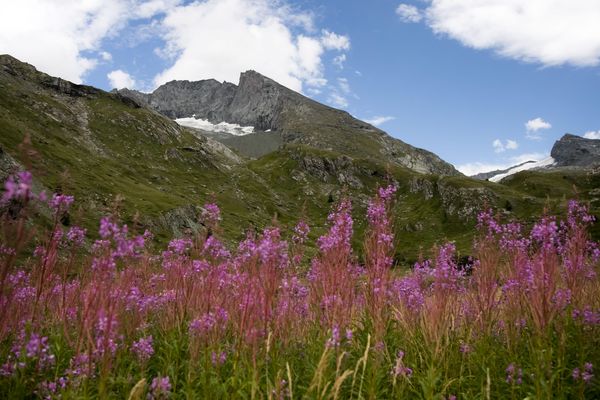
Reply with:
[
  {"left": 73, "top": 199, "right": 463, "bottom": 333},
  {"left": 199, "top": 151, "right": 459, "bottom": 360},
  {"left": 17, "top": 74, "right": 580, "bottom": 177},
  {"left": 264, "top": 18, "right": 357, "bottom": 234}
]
[
  {"left": 118, "top": 71, "right": 459, "bottom": 176},
  {"left": 551, "top": 133, "right": 600, "bottom": 168}
]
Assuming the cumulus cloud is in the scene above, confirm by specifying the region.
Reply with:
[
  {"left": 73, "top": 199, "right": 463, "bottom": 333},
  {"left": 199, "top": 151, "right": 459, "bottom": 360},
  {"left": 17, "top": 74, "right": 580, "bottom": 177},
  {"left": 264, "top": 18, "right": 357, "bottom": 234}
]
[
  {"left": 493, "top": 138, "right": 518, "bottom": 153},
  {"left": 583, "top": 130, "right": 600, "bottom": 139},
  {"left": 0, "top": 0, "right": 177, "bottom": 84},
  {"left": 396, "top": 4, "right": 423, "bottom": 23},
  {"left": 525, "top": 117, "right": 552, "bottom": 140},
  {"left": 457, "top": 152, "right": 547, "bottom": 176},
  {"left": 365, "top": 116, "right": 395, "bottom": 126},
  {"left": 404, "top": 1, "right": 600, "bottom": 68},
  {"left": 107, "top": 69, "right": 136, "bottom": 89},
  {"left": 321, "top": 30, "right": 351, "bottom": 51},
  {"left": 153, "top": 0, "right": 350, "bottom": 92}
]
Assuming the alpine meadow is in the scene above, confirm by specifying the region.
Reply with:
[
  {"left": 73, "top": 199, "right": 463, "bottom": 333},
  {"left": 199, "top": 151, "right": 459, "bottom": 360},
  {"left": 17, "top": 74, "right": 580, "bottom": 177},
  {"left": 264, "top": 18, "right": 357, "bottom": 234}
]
[{"left": 1, "top": 1, "right": 600, "bottom": 399}]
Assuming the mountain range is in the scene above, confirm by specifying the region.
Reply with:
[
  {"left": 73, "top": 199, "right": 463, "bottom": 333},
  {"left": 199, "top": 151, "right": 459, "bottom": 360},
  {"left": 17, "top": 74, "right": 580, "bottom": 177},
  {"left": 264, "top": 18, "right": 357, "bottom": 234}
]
[{"left": 1, "top": 54, "right": 598, "bottom": 261}]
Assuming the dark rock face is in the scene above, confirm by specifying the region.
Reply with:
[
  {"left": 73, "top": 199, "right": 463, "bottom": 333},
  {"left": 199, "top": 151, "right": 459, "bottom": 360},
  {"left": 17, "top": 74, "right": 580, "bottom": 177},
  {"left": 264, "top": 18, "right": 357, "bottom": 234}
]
[
  {"left": 118, "top": 70, "right": 326, "bottom": 131},
  {"left": 551, "top": 134, "right": 600, "bottom": 167}
]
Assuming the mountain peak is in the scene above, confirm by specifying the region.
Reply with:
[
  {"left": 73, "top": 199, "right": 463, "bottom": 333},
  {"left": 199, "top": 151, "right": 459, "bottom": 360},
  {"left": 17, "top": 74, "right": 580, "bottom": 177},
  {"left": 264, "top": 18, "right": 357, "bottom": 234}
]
[
  {"left": 115, "top": 68, "right": 459, "bottom": 175},
  {"left": 551, "top": 133, "right": 600, "bottom": 167}
]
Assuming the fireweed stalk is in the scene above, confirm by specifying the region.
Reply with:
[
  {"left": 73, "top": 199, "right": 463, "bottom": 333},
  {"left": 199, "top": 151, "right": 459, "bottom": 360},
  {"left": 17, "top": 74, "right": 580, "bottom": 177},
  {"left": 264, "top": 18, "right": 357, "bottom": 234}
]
[{"left": 0, "top": 170, "right": 599, "bottom": 398}]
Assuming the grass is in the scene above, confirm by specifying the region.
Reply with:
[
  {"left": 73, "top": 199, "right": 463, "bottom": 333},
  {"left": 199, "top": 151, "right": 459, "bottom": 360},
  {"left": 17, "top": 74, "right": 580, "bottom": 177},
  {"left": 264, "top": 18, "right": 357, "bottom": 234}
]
[{"left": 0, "top": 180, "right": 598, "bottom": 399}]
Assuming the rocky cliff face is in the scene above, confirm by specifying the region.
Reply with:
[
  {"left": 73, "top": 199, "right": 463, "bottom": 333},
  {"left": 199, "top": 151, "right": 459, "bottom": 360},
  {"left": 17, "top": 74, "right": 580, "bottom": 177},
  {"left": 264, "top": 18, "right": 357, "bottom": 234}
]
[
  {"left": 118, "top": 71, "right": 460, "bottom": 176},
  {"left": 551, "top": 134, "right": 600, "bottom": 168}
]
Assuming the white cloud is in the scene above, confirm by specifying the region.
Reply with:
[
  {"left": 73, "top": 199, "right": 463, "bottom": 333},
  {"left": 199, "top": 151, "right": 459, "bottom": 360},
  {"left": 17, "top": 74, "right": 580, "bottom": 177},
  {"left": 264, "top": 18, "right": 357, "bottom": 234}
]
[
  {"left": 337, "top": 77, "right": 351, "bottom": 94},
  {"left": 107, "top": 69, "right": 136, "bottom": 89},
  {"left": 321, "top": 30, "right": 351, "bottom": 51},
  {"left": 325, "top": 77, "right": 354, "bottom": 109},
  {"left": 365, "top": 116, "right": 395, "bottom": 126},
  {"left": 153, "top": 0, "right": 350, "bottom": 92},
  {"left": 0, "top": 1, "right": 177, "bottom": 84},
  {"left": 492, "top": 139, "right": 504, "bottom": 153},
  {"left": 457, "top": 152, "right": 547, "bottom": 176},
  {"left": 525, "top": 117, "right": 552, "bottom": 140},
  {"left": 493, "top": 138, "right": 518, "bottom": 153},
  {"left": 412, "top": 1, "right": 600, "bottom": 68},
  {"left": 505, "top": 139, "right": 518, "bottom": 150},
  {"left": 583, "top": 130, "right": 600, "bottom": 139},
  {"left": 100, "top": 51, "right": 113, "bottom": 61},
  {"left": 333, "top": 54, "right": 346, "bottom": 69},
  {"left": 396, "top": 4, "right": 423, "bottom": 23},
  {"left": 328, "top": 93, "right": 349, "bottom": 108}
]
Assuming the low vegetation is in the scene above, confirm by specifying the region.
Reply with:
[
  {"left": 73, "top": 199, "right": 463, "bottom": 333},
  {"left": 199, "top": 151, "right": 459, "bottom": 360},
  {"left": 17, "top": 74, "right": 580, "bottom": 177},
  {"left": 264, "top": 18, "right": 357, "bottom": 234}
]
[{"left": 1, "top": 170, "right": 599, "bottom": 399}]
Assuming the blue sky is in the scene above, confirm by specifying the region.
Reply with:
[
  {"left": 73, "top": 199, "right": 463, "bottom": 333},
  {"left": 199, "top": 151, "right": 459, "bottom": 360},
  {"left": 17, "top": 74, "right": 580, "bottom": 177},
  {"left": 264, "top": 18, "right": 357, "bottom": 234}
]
[{"left": 2, "top": 0, "right": 600, "bottom": 174}]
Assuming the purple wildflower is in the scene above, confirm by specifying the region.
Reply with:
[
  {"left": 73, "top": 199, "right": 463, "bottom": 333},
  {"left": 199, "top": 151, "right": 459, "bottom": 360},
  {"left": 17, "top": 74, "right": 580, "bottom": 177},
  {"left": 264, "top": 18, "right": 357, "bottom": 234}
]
[
  {"left": 148, "top": 375, "right": 171, "bottom": 399},
  {"left": 131, "top": 336, "right": 154, "bottom": 363}
]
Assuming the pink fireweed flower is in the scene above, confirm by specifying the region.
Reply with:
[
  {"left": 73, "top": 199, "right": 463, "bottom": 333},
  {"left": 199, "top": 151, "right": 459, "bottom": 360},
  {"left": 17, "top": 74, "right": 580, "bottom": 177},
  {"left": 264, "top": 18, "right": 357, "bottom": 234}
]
[
  {"left": 431, "top": 243, "right": 464, "bottom": 292},
  {"left": 506, "top": 363, "right": 523, "bottom": 385},
  {"left": 2, "top": 171, "right": 33, "bottom": 204},
  {"left": 377, "top": 184, "right": 397, "bottom": 201},
  {"left": 202, "top": 202, "right": 221, "bottom": 227},
  {"left": 459, "top": 342, "right": 471, "bottom": 354},
  {"left": 531, "top": 216, "right": 559, "bottom": 251},
  {"left": 167, "top": 238, "right": 192, "bottom": 255},
  {"left": 317, "top": 198, "right": 353, "bottom": 252},
  {"left": 66, "top": 353, "right": 96, "bottom": 380},
  {"left": 189, "top": 308, "right": 228, "bottom": 337},
  {"left": 66, "top": 226, "right": 87, "bottom": 246},
  {"left": 573, "top": 363, "right": 594, "bottom": 384},
  {"left": 203, "top": 236, "right": 231, "bottom": 260},
  {"left": 257, "top": 227, "right": 289, "bottom": 267},
  {"left": 131, "top": 336, "right": 154, "bottom": 363},
  {"left": 392, "top": 350, "right": 413, "bottom": 378},
  {"left": 583, "top": 363, "right": 594, "bottom": 383},
  {"left": 48, "top": 193, "right": 74, "bottom": 213},
  {"left": 211, "top": 351, "right": 227, "bottom": 366},
  {"left": 476, "top": 209, "right": 502, "bottom": 236},
  {"left": 292, "top": 220, "right": 310, "bottom": 244},
  {"left": 148, "top": 376, "right": 171, "bottom": 399},
  {"left": 345, "top": 329, "right": 353, "bottom": 342},
  {"left": 326, "top": 325, "right": 341, "bottom": 348}
]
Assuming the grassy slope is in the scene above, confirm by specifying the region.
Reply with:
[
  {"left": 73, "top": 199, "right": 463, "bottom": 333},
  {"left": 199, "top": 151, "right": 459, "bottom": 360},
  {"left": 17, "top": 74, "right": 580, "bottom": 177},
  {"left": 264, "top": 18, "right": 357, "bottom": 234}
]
[{"left": 0, "top": 68, "right": 598, "bottom": 262}]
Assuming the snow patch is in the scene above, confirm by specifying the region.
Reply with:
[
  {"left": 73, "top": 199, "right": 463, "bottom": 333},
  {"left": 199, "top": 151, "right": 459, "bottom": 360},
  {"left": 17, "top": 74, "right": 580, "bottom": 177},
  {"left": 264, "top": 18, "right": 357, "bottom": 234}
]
[
  {"left": 489, "top": 157, "right": 555, "bottom": 182},
  {"left": 175, "top": 117, "right": 254, "bottom": 136}
]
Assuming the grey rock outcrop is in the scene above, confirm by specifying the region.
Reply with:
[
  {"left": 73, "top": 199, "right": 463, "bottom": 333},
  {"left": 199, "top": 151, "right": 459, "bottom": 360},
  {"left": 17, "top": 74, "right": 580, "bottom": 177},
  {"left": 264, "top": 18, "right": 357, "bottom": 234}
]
[{"left": 551, "top": 134, "right": 600, "bottom": 168}]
